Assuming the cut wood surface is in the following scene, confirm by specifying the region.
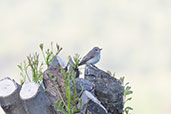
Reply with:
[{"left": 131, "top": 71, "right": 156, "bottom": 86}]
[
  {"left": 0, "top": 77, "right": 26, "bottom": 114},
  {"left": 20, "top": 82, "right": 55, "bottom": 114},
  {"left": 0, "top": 78, "right": 17, "bottom": 98},
  {"left": 20, "top": 82, "right": 39, "bottom": 100}
]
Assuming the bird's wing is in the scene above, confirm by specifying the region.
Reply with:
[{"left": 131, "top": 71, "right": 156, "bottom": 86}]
[{"left": 78, "top": 50, "right": 95, "bottom": 66}]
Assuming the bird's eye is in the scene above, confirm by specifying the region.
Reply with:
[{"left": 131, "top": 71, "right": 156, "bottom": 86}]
[{"left": 95, "top": 49, "right": 98, "bottom": 51}]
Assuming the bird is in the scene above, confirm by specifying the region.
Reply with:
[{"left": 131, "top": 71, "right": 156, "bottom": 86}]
[{"left": 78, "top": 47, "right": 102, "bottom": 66}]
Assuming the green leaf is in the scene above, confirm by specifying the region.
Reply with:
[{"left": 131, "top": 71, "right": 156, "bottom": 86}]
[
  {"left": 126, "top": 97, "right": 132, "bottom": 101},
  {"left": 17, "top": 64, "right": 23, "bottom": 71},
  {"left": 112, "top": 72, "right": 115, "bottom": 77},
  {"left": 39, "top": 43, "right": 44, "bottom": 51},
  {"left": 125, "top": 82, "right": 129, "bottom": 86},
  {"left": 58, "top": 100, "right": 63, "bottom": 107},
  {"left": 125, "top": 86, "right": 131, "bottom": 90},
  {"left": 125, "top": 106, "right": 133, "bottom": 110},
  {"left": 125, "top": 90, "right": 133, "bottom": 96},
  {"left": 120, "top": 77, "right": 125, "bottom": 85},
  {"left": 106, "top": 70, "right": 112, "bottom": 75}
]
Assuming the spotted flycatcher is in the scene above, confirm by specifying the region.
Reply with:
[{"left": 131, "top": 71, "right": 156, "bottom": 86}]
[{"left": 78, "top": 47, "right": 102, "bottom": 66}]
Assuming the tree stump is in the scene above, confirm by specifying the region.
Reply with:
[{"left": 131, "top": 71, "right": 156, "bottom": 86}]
[
  {"left": 20, "top": 82, "right": 55, "bottom": 114},
  {"left": 85, "top": 65, "right": 124, "bottom": 114},
  {"left": 0, "top": 55, "right": 124, "bottom": 114},
  {"left": 0, "top": 77, "right": 26, "bottom": 114}
]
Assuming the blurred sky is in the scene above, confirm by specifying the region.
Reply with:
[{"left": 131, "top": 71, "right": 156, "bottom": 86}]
[{"left": 0, "top": 0, "right": 171, "bottom": 114}]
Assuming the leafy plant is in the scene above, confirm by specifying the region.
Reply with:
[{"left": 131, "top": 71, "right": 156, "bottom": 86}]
[
  {"left": 69, "top": 54, "right": 83, "bottom": 112},
  {"left": 53, "top": 54, "right": 83, "bottom": 114},
  {"left": 18, "top": 53, "right": 43, "bottom": 84},
  {"left": 40, "top": 43, "right": 82, "bottom": 114},
  {"left": 73, "top": 54, "right": 81, "bottom": 69},
  {"left": 106, "top": 70, "right": 115, "bottom": 77},
  {"left": 39, "top": 42, "right": 62, "bottom": 67},
  {"left": 50, "top": 74, "right": 68, "bottom": 114},
  {"left": 120, "top": 77, "right": 133, "bottom": 114},
  {"left": 17, "top": 60, "right": 31, "bottom": 84},
  {"left": 18, "top": 42, "right": 62, "bottom": 84},
  {"left": 18, "top": 42, "right": 83, "bottom": 113},
  {"left": 27, "top": 53, "right": 44, "bottom": 84}
]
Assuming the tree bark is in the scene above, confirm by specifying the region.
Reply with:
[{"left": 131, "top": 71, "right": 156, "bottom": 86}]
[
  {"left": 20, "top": 82, "right": 55, "bottom": 114},
  {"left": 85, "top": 65, "right": 124, "bottom": 114},
  {"left": 0, "top": 77, "right": 26, "bottom": 114}
]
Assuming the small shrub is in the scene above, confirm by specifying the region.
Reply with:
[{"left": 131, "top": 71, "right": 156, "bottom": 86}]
[
  {"left": 18, "top": 53, "right": 43, "bottom": 84},
  {"left": 120, "top": 77, "right": 133, "bottom": 114}
]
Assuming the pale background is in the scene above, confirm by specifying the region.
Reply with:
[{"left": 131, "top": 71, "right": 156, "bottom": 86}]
[{"left": 0, "top": 0, "right": 171, "bottom": 114}]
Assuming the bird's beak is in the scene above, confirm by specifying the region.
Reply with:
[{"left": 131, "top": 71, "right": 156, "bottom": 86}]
[{"left": 100, "top": 48, "right": 102, "bottom": 51}]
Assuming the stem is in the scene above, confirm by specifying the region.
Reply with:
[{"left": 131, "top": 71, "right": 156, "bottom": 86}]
[
  {"left": 66, "top": 84, "right": 71, "bottom": 114},
  {"left": 49, "top": 73, "right": 67, "bottom": 109},
  {"left": 40, "top": 50, "right": 47, "bottom": 66},
  {"left": 24, "top": 64, "right": 31, "bottom": 82}
]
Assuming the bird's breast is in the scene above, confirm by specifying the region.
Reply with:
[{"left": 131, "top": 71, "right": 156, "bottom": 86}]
[{"left": 86, "top": 54, "right": 100, "bottom": 65}]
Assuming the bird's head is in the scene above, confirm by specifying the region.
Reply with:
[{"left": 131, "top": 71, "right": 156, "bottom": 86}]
[{"left": 93, "top": 47, "right": 102, "bottom": 54}]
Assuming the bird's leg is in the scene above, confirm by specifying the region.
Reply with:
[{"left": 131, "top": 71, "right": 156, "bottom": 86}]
[{"left": 90, "top": 63, "right": 97, "bottom": 68}]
